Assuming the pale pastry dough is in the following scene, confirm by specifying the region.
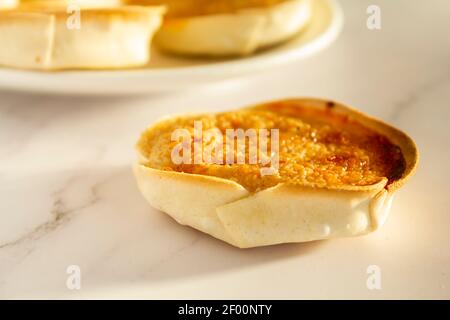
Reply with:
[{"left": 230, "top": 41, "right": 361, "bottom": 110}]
[
  {"left": 131, "top": 0, "right": 312, "bottom": 56},
  {"left": 0, "top": 5, "right": 165, "bottom": 70}
]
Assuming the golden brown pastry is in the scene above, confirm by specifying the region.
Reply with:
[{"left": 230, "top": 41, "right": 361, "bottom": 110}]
[{"left": 134, "top": 98, "right": 418, "bottom": 248}]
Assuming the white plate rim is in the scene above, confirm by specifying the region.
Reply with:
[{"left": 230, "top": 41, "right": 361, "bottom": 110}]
[{"left": 0, "top": 0, "right": 344, "bottom": 94}]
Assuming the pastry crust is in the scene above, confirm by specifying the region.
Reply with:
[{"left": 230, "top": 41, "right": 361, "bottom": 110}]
[
  {"left": 140, "top": 0, "right": 312, "bottom": 56},
  {"left": 134, "top": 98, "right": 418, "bottom": 248},
  {"left": 0, "top": 5, "right": 165, "bottom": 70}
]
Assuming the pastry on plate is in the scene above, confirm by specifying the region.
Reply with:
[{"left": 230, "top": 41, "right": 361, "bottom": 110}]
[
  {"left": 0, "top": 5, "right": 165, "bottom": 70},
  {"left": 127, "top": 0, "right": 312, "bottom": 56},
  {"left": 134, "top": 98, "right": 418, "bottom": 248}
]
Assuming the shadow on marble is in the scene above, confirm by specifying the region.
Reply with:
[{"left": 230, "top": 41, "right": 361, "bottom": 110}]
[
  {"left": 80, "top": 167, "right": 325, "bottom": 286},
  {"left": 0, "top": 166, "right": 325, "bottom": 297}
]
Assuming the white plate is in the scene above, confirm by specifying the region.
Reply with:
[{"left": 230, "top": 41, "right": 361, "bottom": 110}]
[{"left": 0, "top": 0, "right": 343, "bottom": 95}]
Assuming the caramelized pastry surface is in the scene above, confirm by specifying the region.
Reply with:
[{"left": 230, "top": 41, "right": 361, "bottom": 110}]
[{"left": 139, "top": 105, "right": 406, "bottom": 192}]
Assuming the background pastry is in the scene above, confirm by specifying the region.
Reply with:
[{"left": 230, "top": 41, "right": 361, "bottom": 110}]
[
  {"left": 0, "top": 5, "right": 165, "bottom": 70},
  {"left": 128, "top": 0, "right": 312, "bottom": 56}
]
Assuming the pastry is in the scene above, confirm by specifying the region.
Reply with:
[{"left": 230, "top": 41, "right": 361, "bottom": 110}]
[
  {"left": 134, "top": 98, "right": 418, "bottom": 248},
  {"left": 128, "top": 0, "right": 312, "bottom": 56},
  {"left": 0, "top": 5, "right": 165, "bottom": 70}
]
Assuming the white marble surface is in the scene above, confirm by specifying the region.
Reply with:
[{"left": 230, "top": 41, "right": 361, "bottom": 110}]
[{"left": 1, "top": 0, "right": 449, "bottom": 299}]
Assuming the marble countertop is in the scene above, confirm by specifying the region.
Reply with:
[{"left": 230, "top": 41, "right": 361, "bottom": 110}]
[{"left": 1, "top": 0, "right": 449, "bottom": 299}]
